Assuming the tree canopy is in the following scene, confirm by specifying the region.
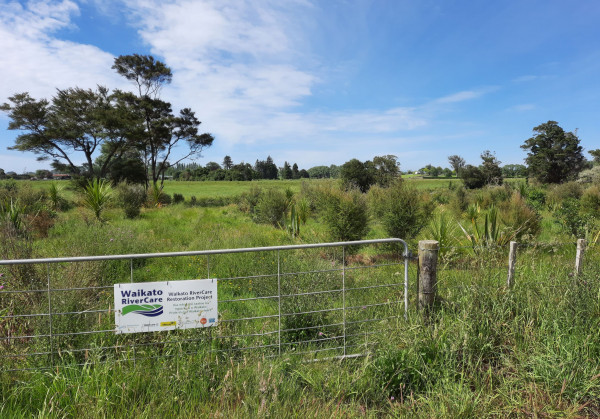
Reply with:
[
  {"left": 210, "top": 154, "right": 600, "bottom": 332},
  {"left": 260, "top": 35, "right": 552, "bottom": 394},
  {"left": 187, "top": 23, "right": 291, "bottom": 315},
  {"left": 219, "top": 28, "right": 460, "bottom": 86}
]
[
  {"left": 521, "top": 121, "right": 585, "bottom": 184},
  {"left": 1, "top": 87, "right": 131, "bottom": 179},
  {"left": 340, "top": 159, "right": 376, "bottom": 192},
  {"left": 479, "top": 150, "right": 503, "bottom": 185},
  {"left": 112, "top": 54, "right": 214, "bottom": 187},
  {"left": 448, "top": 155, "right": 466, "bottom": 176},
  {"left": 1, "top": 54, "right": 214, "bottom": 187}
]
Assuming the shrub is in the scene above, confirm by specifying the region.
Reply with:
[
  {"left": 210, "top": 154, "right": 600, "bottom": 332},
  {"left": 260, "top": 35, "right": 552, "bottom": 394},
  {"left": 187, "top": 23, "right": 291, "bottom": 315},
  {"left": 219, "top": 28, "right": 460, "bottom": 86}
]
[
  {"left": 172, "top": 193, "right": 185, "bottom": 204},
  {"left": 499, "top": 192, "right": 541, "bottom": 239},
  {"left": 237, "top": 186, "right": 263, "bottom": 214},
  {"left": 478, "top": 186, "right": 510, "bottom": 209},
  {"left": 147, "top": 184, "right": 172, "bottom": 207},
  {"left": 26, "top": 209, "right": 56, "bottom": 238},
  {"left": 299, "top": 180, "right": 336, "bottom": 216},
  {"left": 0, "top": 181, "right": 45, "bottom": 211},
  {"left": 322, "top": 187, "right": 369, "bottom": 242},
  {"left": 553, "top": 198, "right": 593, "bottom": 237},
  {"left": 578, "top": 165, "right": 600, "bottom": 185},
  {"left": 115, "top": 183, "right": 146, "bottom": 219},
  {"left": 377, "top": 181, "right": 433, "bottom": 241},
  {"left": 580, "top": 185, "right": 600, "bottom": 217},
  {"left": 461, "top": 165, "right": 486, "bottom": 189},
  {"left": 254, "top": 189, "right": 289, "bottom": 227},
  {"left": 366, "top": 184, "right": 388, "bottom": 218},
  {"left": 430, "top": 189, "right": 451, "bottom": 205},
  {"left": 449, "top": 187, "right": 468, "bottom": 216},
  {"left": 526, "top": 187, "right": 546, "bottom": 211},
  {"left": 546, "top": 182, "right": 582, "bottom": 209}
]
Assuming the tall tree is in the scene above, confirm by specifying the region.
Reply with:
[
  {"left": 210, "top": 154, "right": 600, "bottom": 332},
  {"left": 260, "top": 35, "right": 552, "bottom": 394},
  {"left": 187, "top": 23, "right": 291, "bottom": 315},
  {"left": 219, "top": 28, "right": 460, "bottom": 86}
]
[
  {"left": 222, "top": 155, "right": 233, "bottom": 170},
  {"left": 372, "top": 155, "right": 400, "bottom": 187},
  {"left": 307, "top": 165, "right": 331, "bottom": 179},
  {"left": 205, "top": 162, "right": 221, "bottom": 171},
  {"left": 254, "top": 156, "right": 278, "bottom": 179},
  {"left": 280, "top": 161, "right": 293, "bottom": 179},
  {"left": 95, "top": 142, "right": 146, "bottom": 184},
  {"left": 112, "top": 54, "right": 214, "bottom": 187},
  {"left": 461, "top": 165, "right": 486, "bottom": 189},
  {"left": 479, "top": 150, "right": 503, "bottom": 185},
  {"left": 521, "top": 121, "right": 585, "bottom": 184},
  {"left": 340, "top": 159, "right": 375, "bottom": 192},
  {"left": 448, "top": 155, "right": 466, "bottom": 177}
]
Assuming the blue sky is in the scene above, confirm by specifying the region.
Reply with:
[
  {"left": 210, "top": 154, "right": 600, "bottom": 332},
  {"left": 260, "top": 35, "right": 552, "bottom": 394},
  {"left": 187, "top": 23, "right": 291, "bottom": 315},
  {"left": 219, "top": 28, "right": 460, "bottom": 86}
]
[{"left": 1, "top": 0, "right": 598, "bottom": 173}]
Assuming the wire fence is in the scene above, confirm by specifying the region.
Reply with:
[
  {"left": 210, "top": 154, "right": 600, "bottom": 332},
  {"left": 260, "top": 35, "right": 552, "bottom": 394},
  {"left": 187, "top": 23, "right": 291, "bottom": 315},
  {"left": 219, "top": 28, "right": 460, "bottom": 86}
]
[
  {"left": 434, "top": 240, "right": 599, "bottom": 308},
  {"left": 0, "top": 239, "right": 409, "bottom": 372},
  {"left": 2, "top": 238, "right": 598, "bottom": 373}
]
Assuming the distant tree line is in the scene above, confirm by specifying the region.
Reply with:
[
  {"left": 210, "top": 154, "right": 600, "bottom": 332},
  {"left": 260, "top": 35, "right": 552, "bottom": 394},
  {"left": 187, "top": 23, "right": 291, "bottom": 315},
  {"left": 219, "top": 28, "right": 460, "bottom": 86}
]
[
  {"left": 163, "top": 156, "right": 340, "bottom": 181},
  {"left": 2, "top": 74, "right": 597, "bottom": 194}
]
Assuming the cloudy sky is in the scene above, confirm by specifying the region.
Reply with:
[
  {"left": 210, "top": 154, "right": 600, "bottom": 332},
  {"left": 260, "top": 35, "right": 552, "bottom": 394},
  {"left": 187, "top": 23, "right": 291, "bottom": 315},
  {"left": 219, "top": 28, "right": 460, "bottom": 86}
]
[{"left": 1, "top": 0, "right": 599, "bottom": 173}]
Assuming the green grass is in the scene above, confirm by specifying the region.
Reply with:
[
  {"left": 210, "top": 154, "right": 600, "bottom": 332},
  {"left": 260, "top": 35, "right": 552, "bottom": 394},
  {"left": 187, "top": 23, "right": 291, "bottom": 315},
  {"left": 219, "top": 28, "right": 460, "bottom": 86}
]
[
  {"left": 2, "top": 246, "right": 599, "bottom": 417},
  {"left": 2, "top": 177, "right": 599, "bottom": 417},
  {"left": 25, "top": 177, "right": 526, "bottom": 201},
  {"left": 160, "top": 179, "right": 307, "bottom": 199}
]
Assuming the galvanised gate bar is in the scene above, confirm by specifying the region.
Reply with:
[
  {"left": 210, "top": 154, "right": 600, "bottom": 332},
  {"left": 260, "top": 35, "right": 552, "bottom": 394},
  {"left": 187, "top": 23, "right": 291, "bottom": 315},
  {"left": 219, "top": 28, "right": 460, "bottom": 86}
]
[{"left": 0, "top": 238, "right": 410, "bottom": 372}]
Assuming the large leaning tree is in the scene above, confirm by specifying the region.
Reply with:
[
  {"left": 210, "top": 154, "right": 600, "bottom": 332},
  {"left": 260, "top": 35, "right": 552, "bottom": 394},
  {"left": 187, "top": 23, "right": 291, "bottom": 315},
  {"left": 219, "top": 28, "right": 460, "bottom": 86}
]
[
  {"left": 521, "top": 121, "right": 585, "bottom": 184},
  {"left": 112, "top": 54, "right": 214, "bottom": 188},
  {"left": 0, "top": 86, "right": 132, "bottom": 179}
]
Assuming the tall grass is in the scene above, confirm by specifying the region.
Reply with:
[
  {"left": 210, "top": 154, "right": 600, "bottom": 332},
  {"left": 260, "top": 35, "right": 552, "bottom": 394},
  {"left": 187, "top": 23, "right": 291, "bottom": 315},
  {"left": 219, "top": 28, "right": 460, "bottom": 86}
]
[
  {"left": 2, "top": 178, "right": 600, "bottom": 416},
  {"left": 2, "top": 248, "right": 598, "bottom": 417}
]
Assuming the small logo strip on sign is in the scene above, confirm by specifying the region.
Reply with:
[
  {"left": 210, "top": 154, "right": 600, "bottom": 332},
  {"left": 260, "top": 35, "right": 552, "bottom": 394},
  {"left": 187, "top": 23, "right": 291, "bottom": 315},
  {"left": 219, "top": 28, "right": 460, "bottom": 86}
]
[{"left": 160, "top": 321, "right": 176, "bottom": 327}]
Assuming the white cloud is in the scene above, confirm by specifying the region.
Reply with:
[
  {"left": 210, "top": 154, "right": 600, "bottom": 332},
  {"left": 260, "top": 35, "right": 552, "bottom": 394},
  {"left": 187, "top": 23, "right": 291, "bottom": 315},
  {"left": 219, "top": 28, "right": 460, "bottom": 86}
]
[
  {"left": 434, "top": 87, "right": 497, "bottom": 104},
  {"left": 508, "top": 103, "right": 535, "bottom": 112},
  {"left": 0, "top": 0, "right": 125, "bottom": 100},
  {"left": 512, "top": 75, "right": 538, "bottom": 83},
  {"left": 117, "top": 0, "right": 430, "bottom": 154},
  {"left": 0, "top": 0, "right": 500, "bottom": 172}
]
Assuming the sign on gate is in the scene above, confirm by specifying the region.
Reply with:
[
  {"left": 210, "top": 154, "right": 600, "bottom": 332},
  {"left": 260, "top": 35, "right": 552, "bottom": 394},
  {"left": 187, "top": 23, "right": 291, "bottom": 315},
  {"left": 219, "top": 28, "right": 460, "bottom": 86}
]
[{"left": 114, "top": 279, "right": 218, "bottom": 334}]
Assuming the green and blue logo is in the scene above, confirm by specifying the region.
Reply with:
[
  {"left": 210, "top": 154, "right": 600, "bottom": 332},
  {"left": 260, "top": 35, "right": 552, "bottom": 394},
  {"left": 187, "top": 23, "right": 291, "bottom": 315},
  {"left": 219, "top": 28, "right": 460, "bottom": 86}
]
[{"left": 122, "top": 304, "right": 163, "bottom": 317}]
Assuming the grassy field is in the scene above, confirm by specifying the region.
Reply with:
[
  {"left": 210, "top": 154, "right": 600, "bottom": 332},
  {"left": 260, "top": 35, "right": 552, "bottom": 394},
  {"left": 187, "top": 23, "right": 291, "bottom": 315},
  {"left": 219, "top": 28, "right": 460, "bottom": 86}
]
[
  {"left": 27, "top": 176, "right": 526, "bottom": 199},
  {"left": 1, "top": 177, "right": 600, "bottom": 417}
]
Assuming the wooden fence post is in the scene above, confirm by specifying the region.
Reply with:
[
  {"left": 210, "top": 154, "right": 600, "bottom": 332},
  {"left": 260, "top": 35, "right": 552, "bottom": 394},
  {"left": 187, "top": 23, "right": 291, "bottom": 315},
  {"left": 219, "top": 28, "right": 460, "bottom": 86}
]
[
  {"left": 418, "top": 240, "right": 439, "bottom": 311},
  {"left": 575, "top": 238, "right": 586, "bottom": 277},
  {"left": 507, "top": 241, "right": 517, "bottom": 288}
]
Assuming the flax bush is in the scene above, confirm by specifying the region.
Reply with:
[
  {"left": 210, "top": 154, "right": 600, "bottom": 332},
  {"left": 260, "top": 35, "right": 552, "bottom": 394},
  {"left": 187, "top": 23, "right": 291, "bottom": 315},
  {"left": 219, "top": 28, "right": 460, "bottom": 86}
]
[{"left": 82, "top": 179, "right": 112, "bottom": 221}]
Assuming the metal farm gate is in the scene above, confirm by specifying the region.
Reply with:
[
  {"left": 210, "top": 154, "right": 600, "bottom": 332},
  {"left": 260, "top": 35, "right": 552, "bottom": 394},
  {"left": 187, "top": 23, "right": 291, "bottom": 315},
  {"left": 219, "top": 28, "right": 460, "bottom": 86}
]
[{"left": 0, "top": 239, "right": 410, "bottom": 372}]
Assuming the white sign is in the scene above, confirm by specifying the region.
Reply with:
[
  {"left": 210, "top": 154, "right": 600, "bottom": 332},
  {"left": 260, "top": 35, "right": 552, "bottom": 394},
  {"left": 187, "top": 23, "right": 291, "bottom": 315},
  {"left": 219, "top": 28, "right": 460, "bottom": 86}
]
[{"left": 114, "top": 279, "right": 218, "bottom": 334}]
